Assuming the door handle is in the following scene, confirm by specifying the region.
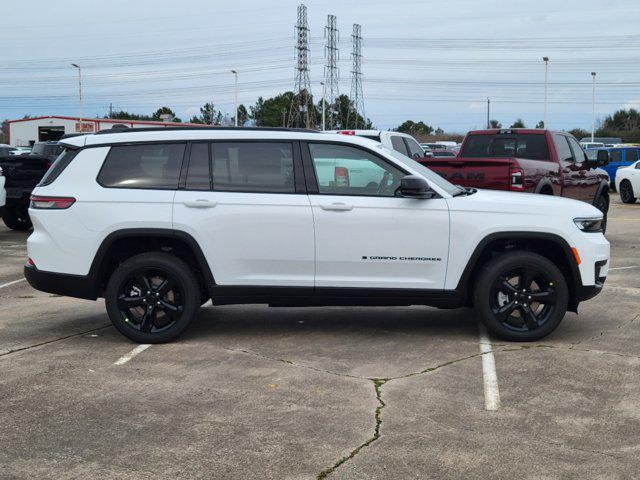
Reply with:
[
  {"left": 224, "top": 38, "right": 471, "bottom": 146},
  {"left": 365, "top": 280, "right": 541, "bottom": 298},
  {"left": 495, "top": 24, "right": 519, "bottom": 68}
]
[
  {"left": 182, "top": 200, "right": 217, "bottom": 208},
  {"left": 320, "top": 203, "right": 353, "bottom": 211}
]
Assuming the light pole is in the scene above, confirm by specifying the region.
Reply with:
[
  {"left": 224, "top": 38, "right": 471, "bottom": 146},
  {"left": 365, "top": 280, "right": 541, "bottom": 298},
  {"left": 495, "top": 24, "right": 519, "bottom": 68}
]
[
  {"left": 320, "top": 81, "right": 326, "bottom": 131},
  {"left": 542, "top": 57, "right": 549, "bottom": 128},
  {"left": 486, "top": 97, "right": 490, "bottom": 129},
  {"left": 591, "top": 72, "right": 596, "bottom": 143},
  {"left": 71, "top": 64, "right": 83, "bottom": 131},
  {"left": 230, "top": 70, "right": 238, "bottom": 127}
]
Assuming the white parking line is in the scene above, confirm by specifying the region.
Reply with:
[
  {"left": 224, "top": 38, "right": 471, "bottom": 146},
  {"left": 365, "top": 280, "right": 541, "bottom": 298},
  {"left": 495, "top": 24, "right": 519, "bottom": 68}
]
[
  {"left": 0, "top": 278, "right": 26, "bottom": 290},
  {"left": 478, "top": 323, "right": 501, "bottom": 411},
  {"left": 113, "top": 344, "right": 151, "bottom": 365},
  {"left": 609, "top": 266, "right": 639, "bottom": 271}
]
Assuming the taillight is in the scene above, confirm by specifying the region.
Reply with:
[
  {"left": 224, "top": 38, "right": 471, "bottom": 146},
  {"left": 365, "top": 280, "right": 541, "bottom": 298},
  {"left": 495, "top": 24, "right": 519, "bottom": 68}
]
[
  {"left": 510, "top": 167, "right": 525, "bottom": 191},
  {"left": 26, "top": 258, "right": 36, "bottom": 268},
  {"left": 30, "top": 195, "right": 76, "bottom": 209},
  {"left": 334, "top": 166, "right": 350, "bottom": 186}
]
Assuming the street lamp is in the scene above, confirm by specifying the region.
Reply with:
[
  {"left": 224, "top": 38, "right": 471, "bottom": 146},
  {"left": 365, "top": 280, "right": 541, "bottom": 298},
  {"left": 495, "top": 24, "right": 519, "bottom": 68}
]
[
  {"left": 71, "top": 63, "right": 83, "bottom": 131},
  {"left": 230, "top": 70, "right": 238, "bottom": 127},
  {"left": 320, "top": 81, "right": 326, "bottom": 131},
  {"left": 542, "top": 57, "right": 549, "bottom": 128},
  {"left": 591, "top": 72, "right": 596, "bottom": 143}
]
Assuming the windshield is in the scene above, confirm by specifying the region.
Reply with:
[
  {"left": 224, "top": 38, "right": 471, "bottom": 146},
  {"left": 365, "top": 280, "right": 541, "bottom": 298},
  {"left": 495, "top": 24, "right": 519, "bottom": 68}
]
[{"left": 381, "top": 145, "right": 462, "bottom": 196}]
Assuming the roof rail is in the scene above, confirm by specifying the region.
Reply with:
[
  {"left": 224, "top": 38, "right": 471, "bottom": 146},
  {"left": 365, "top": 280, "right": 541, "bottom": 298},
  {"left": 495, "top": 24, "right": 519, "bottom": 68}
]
[{"left": 95, "top": 126, "right": 321, "bottom": 135}]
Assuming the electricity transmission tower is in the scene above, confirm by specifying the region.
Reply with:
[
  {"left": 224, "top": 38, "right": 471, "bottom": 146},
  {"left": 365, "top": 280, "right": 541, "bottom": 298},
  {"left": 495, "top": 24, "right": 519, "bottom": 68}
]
[
  {"left": 288, "top": 4, "right": 316, "bottom": 129},
  {"left": 348, "top": 24, "right": 365, "bottom": 129},
  {"left": 324, "top": 14, "right": 339, "bottom": 129}
]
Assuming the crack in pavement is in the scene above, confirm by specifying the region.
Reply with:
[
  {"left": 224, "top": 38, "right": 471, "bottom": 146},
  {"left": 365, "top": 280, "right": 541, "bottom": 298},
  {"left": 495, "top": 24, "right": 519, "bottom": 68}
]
[
  {"left": 0, "top": 324, "right": 112, "bottom": 358},
  {"left": 572, "top": 313, "right": 639, "bottom": 346}
]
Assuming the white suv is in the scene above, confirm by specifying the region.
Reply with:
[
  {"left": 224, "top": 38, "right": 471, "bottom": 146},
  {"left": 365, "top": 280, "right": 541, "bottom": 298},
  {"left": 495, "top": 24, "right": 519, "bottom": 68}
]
[{"left": 25, "top": 127, "right": 609, "bottom": 343}]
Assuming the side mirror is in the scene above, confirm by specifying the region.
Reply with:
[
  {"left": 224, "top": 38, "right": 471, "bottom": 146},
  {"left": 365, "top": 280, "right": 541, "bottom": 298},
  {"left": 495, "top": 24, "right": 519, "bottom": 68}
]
[
  {"left": 596, "top": 149, "right": 609, "bottom": 167},
  {"left": 398, "top": 175, "right": 436, "bottom": 199}
]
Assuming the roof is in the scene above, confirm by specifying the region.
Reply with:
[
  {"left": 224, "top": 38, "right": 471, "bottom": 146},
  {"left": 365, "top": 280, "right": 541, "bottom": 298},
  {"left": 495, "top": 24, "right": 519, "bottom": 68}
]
[
  {"left": 7, "top": 115, "right": 204, "bottom": 127},
  {"left": 60, "top": 127, "right": 381, "bottom": 149}
]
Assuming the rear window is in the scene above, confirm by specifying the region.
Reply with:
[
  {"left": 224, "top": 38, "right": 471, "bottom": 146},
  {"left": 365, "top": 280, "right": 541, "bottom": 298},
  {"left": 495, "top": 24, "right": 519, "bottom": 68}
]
[
  {"left": 98, "top": 143, "right": 185, "bottom": 189},
  {"left": 38, "top": 148, "right": 78, "bottom": 186},
  {"left": 461, "top": 134, "right": 550, "bottom": 160}
]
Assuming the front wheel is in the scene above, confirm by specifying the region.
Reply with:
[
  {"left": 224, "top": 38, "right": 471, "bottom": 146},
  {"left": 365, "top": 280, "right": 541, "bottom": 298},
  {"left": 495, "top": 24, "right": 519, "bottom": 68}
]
[
  {"left": 473, "top": 251, "right": 569, "bottom": 341},
  {"left": 593, "top": 194, "right": 609, "bottom": 233},
  {"left": 619, "top": 180, "right": 636, "bottom": 204},
  {"left": 105, "top": 252, "right": 201, "bottom": 343}
]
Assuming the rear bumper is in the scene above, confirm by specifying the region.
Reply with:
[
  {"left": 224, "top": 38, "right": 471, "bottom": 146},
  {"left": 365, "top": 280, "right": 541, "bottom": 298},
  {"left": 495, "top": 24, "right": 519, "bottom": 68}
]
[{"left": 24, "top": 265, "right": 97, "bottom": 300}]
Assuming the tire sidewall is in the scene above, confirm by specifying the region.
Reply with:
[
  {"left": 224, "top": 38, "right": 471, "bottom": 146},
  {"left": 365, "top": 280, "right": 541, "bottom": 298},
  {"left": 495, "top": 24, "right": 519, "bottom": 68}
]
[
  {"left": 105, "top": 252, "right": 200, "bottom": 343},
  {"left": 620, "top": 180, "right": 635, "bottom": 204},
  {"left": 474, "top": 251, "right": 569, "bottom": 341}
]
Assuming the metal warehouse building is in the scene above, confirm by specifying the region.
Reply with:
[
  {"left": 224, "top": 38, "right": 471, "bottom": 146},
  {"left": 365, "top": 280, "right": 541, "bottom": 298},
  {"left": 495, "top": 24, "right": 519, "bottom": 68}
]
[{"left": 7, "top": 116, "right": 202, "bottom": 146}]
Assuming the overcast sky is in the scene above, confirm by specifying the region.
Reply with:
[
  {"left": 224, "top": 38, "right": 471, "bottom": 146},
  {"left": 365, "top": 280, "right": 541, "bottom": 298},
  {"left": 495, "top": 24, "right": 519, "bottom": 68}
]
[{"left": 2, "top": 0, "right": 640, "bottom": 131}]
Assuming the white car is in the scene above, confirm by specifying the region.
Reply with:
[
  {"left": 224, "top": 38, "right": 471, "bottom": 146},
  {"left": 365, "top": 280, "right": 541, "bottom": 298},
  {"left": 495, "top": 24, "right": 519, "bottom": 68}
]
[
  {"left": 25, "top": 127, "right": 609, "bottom": 343},
  {"left": 0, "top": 166, "right": 5, "bottom": 213},
  {"left": 615, "top": 160, "right": 640, "bottom": 204},
  {"left": 10, "top": 147, "right": 32, "bottom": 155},
  {"left": 328, "top": 130, "right": 432, "bottom": 161}
]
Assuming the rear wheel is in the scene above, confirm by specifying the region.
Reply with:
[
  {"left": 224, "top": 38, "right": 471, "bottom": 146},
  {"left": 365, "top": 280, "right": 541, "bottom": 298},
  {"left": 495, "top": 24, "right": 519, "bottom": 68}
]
[
  {"left": 474, "top": 251, "right": 569, "bottom": 341},
  {"left": 2, "top": 204, "right": 32, "bottom": 231},
  {"left": 105, "top": 252, "right": 201, "bottom": 343},
  {"left": 620, "top": 180, "right": 636, "bottom": 204}
]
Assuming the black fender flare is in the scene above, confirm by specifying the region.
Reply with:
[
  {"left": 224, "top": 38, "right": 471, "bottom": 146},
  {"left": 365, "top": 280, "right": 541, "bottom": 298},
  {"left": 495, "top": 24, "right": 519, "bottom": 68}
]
[
  {"left": 88, "top": 228, "right": 216, "bottom": 298},
  {"left": 535, "top": 179, "right": 554, "bottom": 194},
  {"left": 455, "top": 231, "right": 583, "bottom": 312},
  {"left": 592, "top": 180, "right": 610, "bottom": 206}
]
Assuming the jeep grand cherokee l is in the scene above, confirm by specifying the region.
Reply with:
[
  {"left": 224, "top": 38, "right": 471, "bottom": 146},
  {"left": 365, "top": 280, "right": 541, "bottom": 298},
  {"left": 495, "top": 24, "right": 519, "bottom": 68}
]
[{"left": 24, "top": 127, "right": 609, "bottom": 343}]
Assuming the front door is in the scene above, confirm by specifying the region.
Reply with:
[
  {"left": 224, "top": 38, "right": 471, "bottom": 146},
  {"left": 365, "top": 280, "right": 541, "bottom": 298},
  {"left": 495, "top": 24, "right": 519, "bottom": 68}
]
[
  {"left": 173, "top": 141, "right": 315, "bottom": 287},
  {"left": 304, "top": 142, "right": 449, "bottom": 290}
]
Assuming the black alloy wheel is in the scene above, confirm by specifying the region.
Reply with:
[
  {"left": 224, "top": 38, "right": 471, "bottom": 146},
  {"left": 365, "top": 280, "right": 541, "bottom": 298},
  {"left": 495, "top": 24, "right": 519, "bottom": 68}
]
[{"left": 620, "top": 180, "right": 636, "bottom": 204}]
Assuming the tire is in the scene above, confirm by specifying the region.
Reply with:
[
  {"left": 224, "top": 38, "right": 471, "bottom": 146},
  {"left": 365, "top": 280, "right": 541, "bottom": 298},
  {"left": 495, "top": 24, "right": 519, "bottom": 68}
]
[
  {"left": 593, "top": 194, "right": 609, "bottom": 233},
  {"left": 619, "top": 180, "right": 636, "bottom": 204},
  {"left": 2, "top": 205, "right": 32, "bottom": 231},
  {"left": 473, "top": 251, "right": 569, "bottom": 342},
  {"left": 105, "top": 252, "right": 201, "bottom": 343}
]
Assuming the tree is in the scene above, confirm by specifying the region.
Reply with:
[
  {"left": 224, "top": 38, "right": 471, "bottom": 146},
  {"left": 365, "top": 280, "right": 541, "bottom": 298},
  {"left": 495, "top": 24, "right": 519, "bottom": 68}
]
[
  {"left": 535, "top": 120, "right": 544, "bottom": 129},
  {"left": 510, "top": 118, "right": 526, "bottom": 128},
  {"left": 233, "top": 104, "right": 249, "bottom": 126},
  {"left": 602, "top": 108, "right": 640, "bottom": 131},
  {"left": 328, "top": 94, "right": 372, "bottom": 129},
  {"left": 250, "top": 92, "right": 294, "bottom": 127},
  {"left": 395, "top": 119, "right": 433, "bottom": 136},
  {"left": 107, "top": 110, "right": 154, "bottom": 121},
  {"left": 0, "top": 119, "right": 9, "bottom": 144},
  {"left": 568, "top": 128, "right": 589, "bottom": 140},
  {"left": 489, "top": 119, "right": 502, "bottom": 128},
  {"left": 190, "top": 102, "right": 222, "bottom": 125}
]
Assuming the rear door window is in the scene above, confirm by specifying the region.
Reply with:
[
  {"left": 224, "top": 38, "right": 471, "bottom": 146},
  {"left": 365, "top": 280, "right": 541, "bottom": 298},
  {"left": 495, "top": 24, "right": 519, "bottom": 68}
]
[
  {"left": 625, "top": 149, "right": 638, "bottom": 162},
  {"left": 186, "top": 143, "right": 211, "bottom": 190},
  {"left": 390, "top": 136, "right": 409, "bottom": 156},
  {"left": 98, "top": 143, "right": 186, "bottom": 189},
  {"left": 553, "top": 135, "right": 574, "bottom": 163},
  {"left": 211, "top": 142, "right": 295, "bottom": 193},
  {"left": 610, "top": 149, "right": 623, "bottom": 163}
]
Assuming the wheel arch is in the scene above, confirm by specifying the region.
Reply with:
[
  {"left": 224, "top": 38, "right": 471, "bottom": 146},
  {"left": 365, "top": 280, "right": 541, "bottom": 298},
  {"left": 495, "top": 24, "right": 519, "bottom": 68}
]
[
  {"left": 592, "top": 180, "right": 610, "bottom": 207},
  {"left": 88, "top": 228, "right": 215, "bottom": 298},
  {"left": 534, "top": 179, "right": 554, "bottom": 195},
  {"left": 455, "top": 232, "right": 582, "bottom": 312}
]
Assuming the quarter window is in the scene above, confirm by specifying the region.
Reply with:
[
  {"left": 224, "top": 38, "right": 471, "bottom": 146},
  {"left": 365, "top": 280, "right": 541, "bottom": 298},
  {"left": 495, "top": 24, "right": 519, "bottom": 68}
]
[
  {"left": 308, "top": 143, "right": 405, "bottom": 197},
  {"left": 211, "top": 142, "right": 295, "bottom": 193},
  {"left": 186, "top": 143, "right": 211, "bottom": 190},
  {"left": 98, "top": 143, "right": 185, "bottom": 189},
  {"left": 610, "top": 149, "right": 623, "bottom": 163},
  {"left": 404, "top": 137, "right": 425, "bottom": 160},
  {"left": 627, "top": 149, "right": 638, "bottom": 162}
]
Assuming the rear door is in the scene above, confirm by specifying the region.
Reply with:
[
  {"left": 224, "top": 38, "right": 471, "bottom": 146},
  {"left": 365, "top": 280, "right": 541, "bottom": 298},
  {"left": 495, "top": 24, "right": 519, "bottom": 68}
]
[{"left": 173, "top": 140, "right": 315, "bottom": 287}]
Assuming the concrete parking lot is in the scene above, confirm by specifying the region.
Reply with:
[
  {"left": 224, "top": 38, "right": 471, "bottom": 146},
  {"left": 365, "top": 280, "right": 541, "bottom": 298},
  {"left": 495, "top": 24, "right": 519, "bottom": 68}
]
[{"left": 1, "top": 195, "right": 639, "bottom": 480}]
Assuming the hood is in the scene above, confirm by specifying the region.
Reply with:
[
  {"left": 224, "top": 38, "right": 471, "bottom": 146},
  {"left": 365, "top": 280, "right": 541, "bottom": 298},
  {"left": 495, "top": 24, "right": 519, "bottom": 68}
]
[{"left": 447, "top": 188, "right": 602, "bottom": 218}]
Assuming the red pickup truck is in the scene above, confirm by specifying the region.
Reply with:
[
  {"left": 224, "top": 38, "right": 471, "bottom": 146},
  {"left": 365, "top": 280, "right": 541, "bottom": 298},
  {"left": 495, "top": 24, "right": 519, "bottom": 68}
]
[{"left": 426, "top": 129, "right": 611, "bottom": 223}]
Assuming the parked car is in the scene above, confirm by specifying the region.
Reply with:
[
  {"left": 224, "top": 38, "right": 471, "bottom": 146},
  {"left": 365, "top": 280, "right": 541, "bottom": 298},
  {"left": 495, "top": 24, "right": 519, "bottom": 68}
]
[
  {"left": 0, "top": 146, "right": 18, "bottom": 156},
  {"left": 593, "top": 146, "right": 639, "bottom": 190},
  {"left": 615, "top": 159, "right": 640, "bottom": 204},
  {"left": 330, "top": 130, "right": 433, "bottom": 162},
  {"left": 580, "top": 141, "right": 605, "bottom": 150},
  {"left": 0, "top": 150, "right": 53, "bottom": 230},
  {"left": 421, "top": 142, "right": 448, "bottom": 151},
  {"left": 426, "top": 129, "right": 611, "bottom": 229},
  {"left": 25, "top": 126, "right": 608, "bottom": 343},
  {"left": 10, "top": 146, "right": 32, "bottom": 155}
]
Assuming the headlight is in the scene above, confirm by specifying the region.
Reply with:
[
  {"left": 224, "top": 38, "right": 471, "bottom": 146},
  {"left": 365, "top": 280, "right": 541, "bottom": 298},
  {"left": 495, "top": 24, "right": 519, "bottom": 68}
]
[{"left": 574, "top": 217, "right": 603, "bottom": 233}]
